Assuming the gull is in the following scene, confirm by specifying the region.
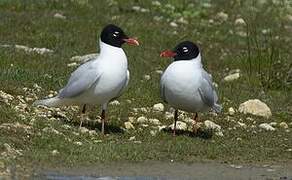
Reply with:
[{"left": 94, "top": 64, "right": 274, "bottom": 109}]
[
  {"left": 33, "top": 24, "right": 139, "bottom": 134},
  {"left": 160, "top": 41, "right": 221, "bottom": 136}
]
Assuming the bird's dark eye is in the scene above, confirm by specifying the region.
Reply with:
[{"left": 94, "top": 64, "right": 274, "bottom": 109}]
[{"left": 182, "top": 47, "right": 189, "bottom": 53}]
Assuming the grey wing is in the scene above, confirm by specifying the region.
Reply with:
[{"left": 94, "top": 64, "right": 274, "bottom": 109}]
[
  {"left": 59, "top": 61, "right": 102, "bottom": 98},
  {"left": 202, "top": 70, "right": 219, "bottom": 102},
  {"left": 198, "top": 70, "right": 218, "bottom": 107},
  {"left": 112, "top": 70, "right": 130, "bottom": 100}
]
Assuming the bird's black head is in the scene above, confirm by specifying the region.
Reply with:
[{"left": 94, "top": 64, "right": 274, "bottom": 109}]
[
  {"left": 160, "top": 41, "right": 200, "bottom": 61},
  {"left": 100, "top": 24, "right": 139, "bottom": 48}
]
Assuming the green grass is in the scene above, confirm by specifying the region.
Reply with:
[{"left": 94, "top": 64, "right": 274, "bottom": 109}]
[{"left": 0, "top": 0, "right": 292, "bottom": 175}]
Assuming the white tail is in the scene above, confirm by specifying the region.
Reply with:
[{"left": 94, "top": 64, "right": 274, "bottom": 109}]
[{"left": 33, "top": 97, "right": 64, "bottom": 107}]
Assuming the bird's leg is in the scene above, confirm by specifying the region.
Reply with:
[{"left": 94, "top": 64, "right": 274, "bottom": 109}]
[
  {"left": 173, "top": 109, "right": 178, "bottom": 136},
  {"left": 101, "top": 109, "right": 106, "bottom": 135},
  {"left": 192, "top": 112, "right": 199, "bottom": 134},
  {"left": 80, "top": 104, "right": 86, "bottom": 128}
]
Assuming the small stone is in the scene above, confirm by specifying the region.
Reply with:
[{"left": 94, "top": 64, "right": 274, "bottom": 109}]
[
  {"left": 228, "top": 107, "right": 235, "bottom": 115},
  {"left": 230, "top": 164, "right": 243, "bottom": 169},
  {"left": 269, "top": 122, "right": 277, "bottom": 127},
  {"left": 53, "top": 13, "right": 66, "bottom": 19},
  {"left": 155, "top": 70, "right": 163, "bottom": 75},
  {"left": 94, "top": 140, "right": 102, "bottom": 143},
  {"left": 158, "top": 125, "right": 167, "bottom": 131},
  {"left": 266, "top": 168, "right": 276, "bottom": 172},
  {"left": 150, "top": 130, "right": 158, "bottom": 136},
  {"left": 126, "top": 99, "right": 132, "bottom": 103},
  {"left": 129, "top": 136, "right": 136, "bottom": 141},
  {"left": 262, "top": 29, "right": 270, "bottom": 34},
  {"left": 224, "top": 73, "right": 240, "bottom": 82},
  {"left": 204, "top": 120, "right": 221, "bottom": 131},
  {"left": 74, "top": 141, "right": 83, "bottom": 146},
  {"left": 79, "top": 127, "right": 89, "bottom": 134},
  {"left": 279, "top": 122, "right": 288, "bottom": 129},
  {"left": 109, "top": 100, "right": 120, "bottom": 106},
  {"left": 137, "top": 116, "right": 148, "bottom": 123},
  {"left": 25, "top": 97, "right": 34, "bottom": 102},
  {"left": 235, "top": 18, "right": 246, "bottom": 25},
  {"left": 140, "top": 107, "right": 148, "bottom": 113},
  {"left": 140, "top": 8, "right": 149, "bottom": 13},
  {"left": 62, "top": 124, "right": 71, "bottom": 129},
  {"left": 259, "top": 123, "right": 275, "bottom": 131},
  {"left": 132, "top": 6, "right": 141, "bottom": 11},
  {"left": 153, "top": 16, "right": 163, "bottom": 21},
  {"left": 216, "top": 12, "right": 228, "bottom": 21},
  {"left": 70, "top": 53, "right": 99, "bottom": 63},
  {"left": 285, "top": 14, "right": 292, "bottom": 21},
  {"left": 88, "top": 130, "right": 97, "bottom": 136},
  {"left": 182, "top": 117, "right": 194, "bottom": 124},
  {"left": 124, "top": 121, "right": 135, "bottom": 130},
  {"left": 33, "top": 84, "right": 42, "bottom": 91},
  {"left": 170, "top": 22, "right": 178, "bottom": 27},
  {"left": 238, "top": 99, "right": 272, "bottom": 118},
  {"left": 149, "top": 118, "right": 161, "bottom": 125},
  {"left": 177, "top": 17, "right": 188, "bottom": 24},
  {"left": 143, "top": 75, "right": 151, "bottom": 81},
  {"left": 237, "top": 122, "right": 247, "bottom": 128},
  {"left": 128, "top": 116, "right": 135, "bottom": 123},
  {"left": 152, "top": 1, "right": 161, "bottom": 6},
  {"left": 236, "top": 31, "right": 247, "bottom": 37},
  {"left": 51, "top": 149, "right": 59, "bottom": 156},
  {"left": 67, "top": 62, "right": 78, "bottom": 67},
  {"left": 141, "top": 124, "right": 149, "bottom": 127},
  {"left": 215, "top": 131, "right": 224, "bottom": 137},
  {"left": 164, "top": 112, "right": 174, "bottom": 120},
  {"left": 153, "top": 103, "right": 164, "bottom": 112},
  {"left": 169, "top": 121, "right": 187, "bottom": 131}
]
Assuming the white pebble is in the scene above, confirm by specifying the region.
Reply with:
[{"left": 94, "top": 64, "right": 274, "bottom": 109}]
[
  {"left": 109, "top": 100, "right": 120, "bottom": 106},
  {"left": 137, "top": 116, "right": 148, "bottom": 123},
  {"left": 235, "top": 18, "right": 246, "bottom": 25},
  {"left": 144, "top": 75, "right": 151, "bottom": 81},
  {"left": 170, "top": 22, "right": 178, "bottom": 27},
  {"left": 153, "top": 103, "right": 164, "bottom": 112},
  {"left": 259, "top": 123, "right": 275, "bottom": 131}
]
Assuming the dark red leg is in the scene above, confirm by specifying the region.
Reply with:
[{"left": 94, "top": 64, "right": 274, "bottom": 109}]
[
  {"left": 79, "top": 104, "right": 86, "bottom": 128},
  {"left": 173, "top": 109, "right": 178, "bottom": 136},
  {"left": 192, "top": 112, "right": 199, "bottom": 133},
  {"left": 101, "top": 109, "right": 106, "bottom": 135}
]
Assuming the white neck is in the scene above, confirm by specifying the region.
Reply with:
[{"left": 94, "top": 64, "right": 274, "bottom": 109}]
[
  {"left": 99, "top": 39, "right": 124, "bottom": 54},
  {"left": 191, "top": 53, "right": 203, "bottom": 68},
  {"left": 97, "top": 39, "right": 127, "bottom": 67}
]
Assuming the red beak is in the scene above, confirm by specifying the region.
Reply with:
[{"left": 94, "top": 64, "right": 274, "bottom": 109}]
[
  {"left": 123, "top": 38, "right": 139, "bottom": 46},
  {"left": 160, "top": 50, "right": 177, "bottom": 58}
]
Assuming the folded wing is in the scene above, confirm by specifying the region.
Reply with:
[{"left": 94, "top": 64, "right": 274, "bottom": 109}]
[{"left": 59, "top": 60, "right": 102, "bottom": 98}]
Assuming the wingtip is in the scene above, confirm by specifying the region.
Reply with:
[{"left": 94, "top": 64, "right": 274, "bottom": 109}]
[{"left": 213, "top": 104, "right": 222, "bottom": 113}]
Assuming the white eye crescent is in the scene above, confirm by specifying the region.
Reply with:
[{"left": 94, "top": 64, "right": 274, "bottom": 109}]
[
  {"left": 113, "top": 31, "right": 119, "bottom": 37},
  {"left": 183, "top": 47, "right": 188, "bottom": 53}
]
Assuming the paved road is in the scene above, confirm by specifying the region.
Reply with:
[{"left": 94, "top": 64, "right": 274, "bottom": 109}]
[{"left": 35, "top": 161, "right": 292, "bottom": 180}]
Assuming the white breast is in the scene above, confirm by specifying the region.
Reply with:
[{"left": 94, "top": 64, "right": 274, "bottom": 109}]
[
  {"left": 161, "top": 60, "right": 208, "bottom": 112},
  {"left": 77, "top": 42, "right": 128, "bottom": 105}
]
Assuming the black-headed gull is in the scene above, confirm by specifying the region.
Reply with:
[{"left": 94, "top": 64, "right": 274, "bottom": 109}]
[
  {"left": 34, "top": 24, "right": 139, "bottom": 134},
  {"left": 160, "top": 41, "right": 221, "bottom": 136}
]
